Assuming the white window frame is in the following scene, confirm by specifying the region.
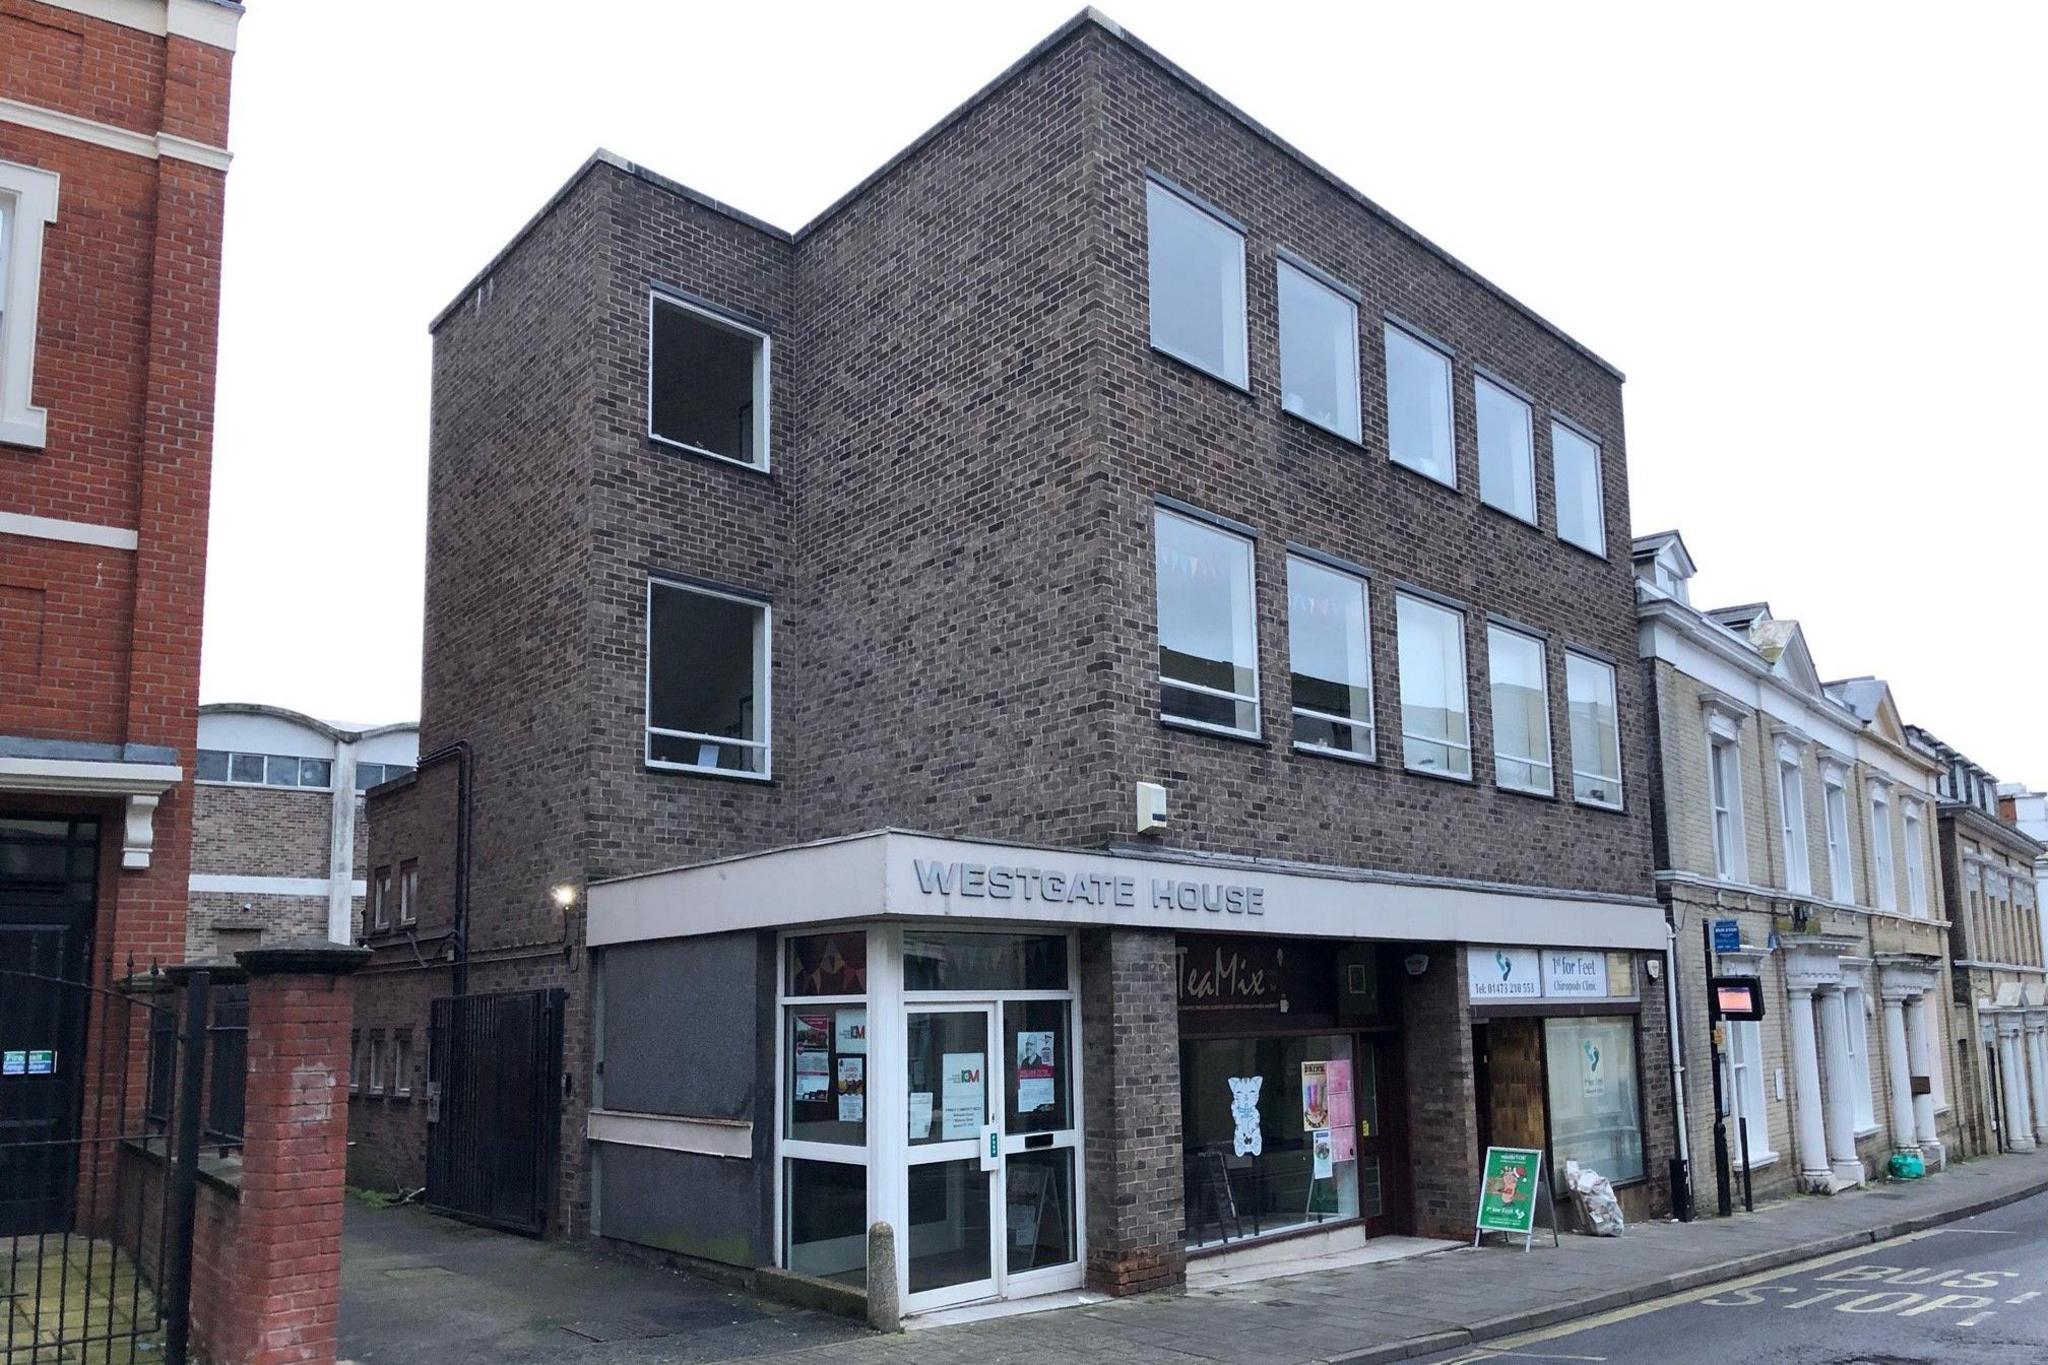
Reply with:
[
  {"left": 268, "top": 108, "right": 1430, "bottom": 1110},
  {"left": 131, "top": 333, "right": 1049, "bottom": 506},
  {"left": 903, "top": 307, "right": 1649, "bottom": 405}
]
[
  {"left": 1286, "top": 553, "right": 1373, "bottom": 760},
  {"left": 1550, "top": 418, "right": 1607, "bottom": 557},
  {"left": 393, "top": 1029, "right": 413, "bottom": 1099},
  {"left": 1485, "top": 623, "right": 1552, "bottom": 795},
  {"left": 1383, "top": 322, "right": 1457, "bottom": 488},
  {"left": 1776, "top": 746, "right": 1811, "bottom": 895},
  {"left": 1843, "top": 983, "right": 1876, "bottom": 1133},
  {"left": 372, "top": 867, "right": 392, "bottom": 931},
  {"left": 0, "top": 160, "right": 59, "bottom": 449},
  {"left": 1708, "top": 732, "right": 1745, "bottom": 882},
  {"left": 1275, "top": 257, "right": 1361, "bottom": 442},
  {"left": 1474, "top": 372, "right": 1536, "bottom": 523},
  {"left": 645, "top": 576, "right": 774, "bottom": 780},
  {"left": 1869, "top": 783, "right": 1897, "bottom": 911},
  {"left": 194, "top": 749, "right": 335, "bottom": 791},
  {"left": 1145, "top": 178, "right": 1248, "bottom": 389},
  {"left": 1565, "top": 651, "right": 1623, "bottom": 810},
  {"left": 1902, "top": 800, "right": 1928, "bottom": 917},
  {"left": 1154, "top": 507, "right": 1261, "bottom": 740},
  {"left": 398, "top": 858, "right": 418, "bottom": 927},
  {"left": 646, "top": 291, "right": 772, "bottom": 472},
  {"left": 1395, "top": 592, "right": 1472, "bottom": 779},
  {"left": 1823, "top": 767, "right": 1853, "bottom": 902},
  {"left": 366, "top": 1031, "right": 386, "bottom": 1096},
  {"left": 1722, "top": 992, "right": 1775, "bottom": 1166}
]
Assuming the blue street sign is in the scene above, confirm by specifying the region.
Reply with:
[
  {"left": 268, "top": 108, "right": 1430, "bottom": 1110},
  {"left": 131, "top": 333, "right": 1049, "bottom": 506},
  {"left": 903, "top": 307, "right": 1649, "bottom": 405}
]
[{"left": 1712, "top": 920, "right": 1740, "bottom": 954}]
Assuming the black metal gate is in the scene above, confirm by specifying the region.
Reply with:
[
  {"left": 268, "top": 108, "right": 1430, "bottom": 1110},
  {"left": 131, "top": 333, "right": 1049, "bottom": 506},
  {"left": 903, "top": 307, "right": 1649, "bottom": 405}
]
[{"left": 425, "top": 989, "right": 564, "bottom": 1236}]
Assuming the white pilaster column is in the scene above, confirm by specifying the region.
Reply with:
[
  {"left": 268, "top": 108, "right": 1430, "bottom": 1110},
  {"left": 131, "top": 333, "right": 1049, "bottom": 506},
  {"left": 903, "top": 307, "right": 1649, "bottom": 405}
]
[
  {"left": 1786, "top": 985, "right": 1833, "bottom": 1190},
  {"left": 2026, "top": 1012, "right": 2048, "bottom": 1146},
  {"left": 1998, "top": 1014, "right": 2037, "bottom": 1153},
  {"left": 1903, "top": 996, "right": 1941, "bottom": 1158},
  {"left": 1880, "top": 992, "right": 1919, "bottom": 1156},
  {"left": 328, "top": 737, "right": 359, "bottom": 945},
  {"left": 1816, "top": 988, "right": 1862, "bottom": 1184}
]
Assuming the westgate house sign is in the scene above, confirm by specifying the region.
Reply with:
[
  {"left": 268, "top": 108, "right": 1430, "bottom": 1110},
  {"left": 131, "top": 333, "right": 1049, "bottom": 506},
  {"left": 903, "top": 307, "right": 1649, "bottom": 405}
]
[{"left": 913, "top": 859, "right": 1264, "bottom": 917}]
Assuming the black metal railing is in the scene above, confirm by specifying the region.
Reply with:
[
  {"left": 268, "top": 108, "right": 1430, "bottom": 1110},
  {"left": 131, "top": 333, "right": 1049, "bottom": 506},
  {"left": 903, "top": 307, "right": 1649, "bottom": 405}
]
[{"left": 203, "top": 984, "right": 247, "bottom": 1153}]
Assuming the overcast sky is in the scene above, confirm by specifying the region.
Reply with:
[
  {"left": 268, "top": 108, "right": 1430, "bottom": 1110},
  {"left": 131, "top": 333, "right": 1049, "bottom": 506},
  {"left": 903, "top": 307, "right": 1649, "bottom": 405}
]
[{"left": 202, "top": 1, "right": 2048, "bottom": 780}]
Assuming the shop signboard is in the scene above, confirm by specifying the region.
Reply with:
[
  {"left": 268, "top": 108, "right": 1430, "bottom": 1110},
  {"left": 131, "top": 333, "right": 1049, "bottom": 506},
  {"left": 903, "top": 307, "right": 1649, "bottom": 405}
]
[
  {"left": 1469, "top": 946, "right": 1640, "bottom": 1003},
  {"left": 1468, "top": 947, "right": 1542, "bottom": 1002},
  {"left": 1474, "top": 1146, "right": 1550, "bottom": 1251},
  {"left": 1541, "top": 950, "right": 1609, "bottom": 999},
  {"left": 1178, "top": 935, "right": 1336, "bottom": 1032}
]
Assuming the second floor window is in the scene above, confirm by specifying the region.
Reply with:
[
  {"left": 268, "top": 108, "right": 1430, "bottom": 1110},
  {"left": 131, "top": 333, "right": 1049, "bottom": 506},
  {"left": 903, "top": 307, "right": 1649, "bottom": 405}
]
[
  {"left": 1552, "top": 421, "right": 1606, "bottom": 557},
  {"left": 1824, "top": 775, "right": 1853, "bottom": 900},
  {"left": 1709, "top": 736, "right": 1743, "bottom": 880},
  {"left": 1146, "top": 180, "right": 1246, "bottom": 387},
  {"left": 372, "top": 867, "right": 392, "bottom": 931},
  {"left": 1286, "top": 555, "right": 1371, "bottom": 758},
  {"left": 1902, "top": 802, "right": 1928, "bottom": 916},
  {"left": 1155, "top": 508, "right": 1258, "bottom": 736},
  {"left": 649, "top": 293, "right": 770, "bottom": 470},
  {"left": 1384, "top": 324, "right": 1454, "bottom": 486},
  {"left": 1869, "top": 787, "right": 1896, "bottom": 910},
  {"left": 647, "top": 578, "right": 772, "bottom": 777},
  {"left": 1486, "top": 625, "right": 1551, "bottom": 794},
  {"left": 0, "top": 160, "right": 60, "bottom": 450},
  {"left": 1777, "top": 756, "right": 1811, "bottom": 894},
  {"left": 399, "top": 859, "right": 418, "bottom": 926},
  {"left": 1396, "top": 594, "right": 1470, "bottom": 778},
  {"left": 1277, "top": 259, "right": 1360, "bottom": 441},
  {"left": 1475, "top": 374, "right": 1535, "bottom": 523},
  {"left": 1566, "top": 653, "right": 1622, "bottom": 808}
]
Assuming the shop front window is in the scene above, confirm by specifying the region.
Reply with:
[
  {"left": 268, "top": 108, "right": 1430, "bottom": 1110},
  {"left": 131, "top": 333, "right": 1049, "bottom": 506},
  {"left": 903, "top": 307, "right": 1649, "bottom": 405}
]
[
  {"left": 784, "top": 1159, "right": 866, "bottom": 1286},
  {"left": 1542, "top": 1016, "right": 1643, "bottom": 1186},
  {"left": 903, "top": 931, "right": 1067, "bottom": 993},
  {"left": 1180, "top": 1033, "right": 1360, "bottom": 1248},
  {"left": 781, "top": 931, "right": 868, "bottom": 1282}
]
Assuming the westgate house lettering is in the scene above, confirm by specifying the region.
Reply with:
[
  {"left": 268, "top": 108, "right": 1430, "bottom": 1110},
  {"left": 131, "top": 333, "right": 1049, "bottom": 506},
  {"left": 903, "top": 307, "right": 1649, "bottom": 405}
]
[{"left": 912, "top": 859, "right": 1262, "bottom": 916}]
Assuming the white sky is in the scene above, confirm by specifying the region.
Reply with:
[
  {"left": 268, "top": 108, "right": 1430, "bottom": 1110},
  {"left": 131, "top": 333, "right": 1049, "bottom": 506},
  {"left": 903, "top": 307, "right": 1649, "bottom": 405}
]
[{"left": 202, "top": 1, "right": 2048, "bottom": 779}]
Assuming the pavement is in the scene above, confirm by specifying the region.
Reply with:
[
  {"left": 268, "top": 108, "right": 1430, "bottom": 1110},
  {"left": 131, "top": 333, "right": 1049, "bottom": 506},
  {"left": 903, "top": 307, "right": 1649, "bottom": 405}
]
[{"left": 339, "top": 1150, "right": 2048, "bottom": 1365}]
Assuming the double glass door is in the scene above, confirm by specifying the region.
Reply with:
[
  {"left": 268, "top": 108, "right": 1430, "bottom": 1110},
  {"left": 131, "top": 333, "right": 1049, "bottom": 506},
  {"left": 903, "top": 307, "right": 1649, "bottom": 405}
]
[{"left": 903, "top": 1000, "right": 1079, "bottom": 1310}]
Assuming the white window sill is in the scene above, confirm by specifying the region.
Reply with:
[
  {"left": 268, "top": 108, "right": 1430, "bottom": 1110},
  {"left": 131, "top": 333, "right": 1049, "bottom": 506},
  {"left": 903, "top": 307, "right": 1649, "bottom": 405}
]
[
  {"left": 1404, "top": 763, "right": 1475, "bottom": 785},
  {"left": 1293, "top": 740, "right": 1376, "bottom": 765},
  {"left": 1854, "top": 1124, "right": 1882, "bottom": 1140},
  {"left": 0, "top": 412, "right": 49, "bottom": 449},
  {"left": 1388, "top": 453, "right": 1457, "bottom": 491},
  {"left": 1732, "top": 1150, "right": 1780, "bottom": 1172},
  {"left": 645, "top": 760, "right": 773, "bottom": 783},
  {"left": 647, "top": 430, "right": 770, "bottom": 476},
  {"left": 1574, "top": 795, "right": 1625, "bottom": 813},
  {"left": 1162, "top": 715, "right": 1264, "bottom": 744}
]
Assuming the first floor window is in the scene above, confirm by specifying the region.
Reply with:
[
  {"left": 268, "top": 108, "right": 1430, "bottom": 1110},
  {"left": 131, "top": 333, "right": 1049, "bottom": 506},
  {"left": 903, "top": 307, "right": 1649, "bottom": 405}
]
[
  {"left": 1870, "top": 788, "right": 1896, "bottom": 910},
  {"left": 1902, "top": 803, "right": 1928, "bottom": 916},
  {"left": 1778, "top": 758, "right": 1811, "bottom": 894},
  {"left": 1287, "top": 555, "right": 1372, "bottom": 757},
  {"left": 1147, "top": 179, "right": 1247, "bottom": 387},
  {"left": 1156, "top": 508, "right": 1259, "bottom": 735},
  {"left": 372, "top": 866, "right": 392, "bottom": 930},
  {"left": 1566, "top": 652, "right": 1622, "bottom": 808},
  {"left": 393, "top": 1029, "right": 414, "bottom": 1099},
  {"left": 1487, "top": 625, "right": 1552, "bottom": 793},
  {"left": 649, "top": 292, "right": 770, "bottom": 469},
  {"left": 1824, "top": 777, "right": 1853, "bottom": 900},
  {"left": 1384, "top": 323, "right": 1455, "bottom": 485},
  {"left": 399, "top": 859, "right": 418, "bottom": 925},
  {"left": 647, "top": 578, "right": 772, "bottom": 776},
  {"left": 1396, "top": 594, "right": 1470, "bottom": 778},
  {"left": 367, "top": 1031, "right": 386, "bottom": 1095},
  {"left": 349, "top": 1030, "right": 362, "bottom": 1093},
  {"left": 1552, "top": 420, "right": 1606, "bottom": 556},
  {"left": 1475, "top": 374, "right": 1535, "bottom": 521},
  {"left": 0, "top": 160, "right": 60, "bottom": 449},
  {"left": 1544, "top": 1016, "right": 1644, "bottom": 1186},
  {"left": 1277, "top": 259, "right": 1360, "bottom": 440}
]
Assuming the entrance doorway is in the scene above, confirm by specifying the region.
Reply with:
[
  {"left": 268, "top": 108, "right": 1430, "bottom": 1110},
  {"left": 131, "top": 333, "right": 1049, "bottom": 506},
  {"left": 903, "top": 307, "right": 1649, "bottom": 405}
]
[{"left": 902, "top": 997, "right": 1080, "bottom": 1312}]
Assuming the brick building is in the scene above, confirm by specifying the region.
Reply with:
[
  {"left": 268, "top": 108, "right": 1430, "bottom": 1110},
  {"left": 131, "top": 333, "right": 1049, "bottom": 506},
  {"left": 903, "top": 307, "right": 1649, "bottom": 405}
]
[
  {"left": 1634, "top": 534, "right": 1960, "bottom": 1210},
  {"left": 1909, "top": 730, "right": 2048, "bottom": 1155},
  {"left": 0, "top": 0, "right": 239, "bottom": 1230},
  {"left": 187, "top": 702, "right": 417, "bottom": 958},
  {"left": 358, "top": 11, "right": 1672, "bottom": 1314}
]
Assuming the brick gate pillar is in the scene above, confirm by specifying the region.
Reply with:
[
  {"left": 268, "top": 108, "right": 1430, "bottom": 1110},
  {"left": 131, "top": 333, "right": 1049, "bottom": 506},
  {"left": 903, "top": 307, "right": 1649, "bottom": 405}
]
[
  {"left": 214, "top": 938, "right": 370, "bottom": 1365},
  {"left": 1079, "top": 928, "right": 1184, "bottom": 1295}
]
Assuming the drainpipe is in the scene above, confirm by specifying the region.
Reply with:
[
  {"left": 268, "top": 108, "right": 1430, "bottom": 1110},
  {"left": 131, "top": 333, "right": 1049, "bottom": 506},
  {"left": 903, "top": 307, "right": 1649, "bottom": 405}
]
[
  {"left": 1666, "top": 918, "right": 1694, "bottom": 1219},
  {"left": 411, "top": 741, "right": 473, "bottom": 998}
]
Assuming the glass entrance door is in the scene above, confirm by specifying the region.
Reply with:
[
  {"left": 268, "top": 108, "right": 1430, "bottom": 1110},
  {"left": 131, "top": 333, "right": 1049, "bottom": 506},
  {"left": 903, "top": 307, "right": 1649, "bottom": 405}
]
[{"left": 902, "top": 998, "right": 1082, "bottom": 1311}]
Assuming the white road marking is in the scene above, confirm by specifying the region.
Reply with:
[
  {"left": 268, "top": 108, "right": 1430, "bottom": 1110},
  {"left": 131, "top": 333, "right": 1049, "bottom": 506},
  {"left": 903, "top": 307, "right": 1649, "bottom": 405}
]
[
  {"left": 2009, "top": 1291, "right": 2042, "bottom": 1304},
  {"left": 1958, "top": 1310, "right": 1996, "bottom": 1326},
  {"left": 1442, "top": 1350, "right": 1607, "bottom": 1363},
  {"left": 1931, "top": 1226, "right": 2020, "bottom": 1234}
]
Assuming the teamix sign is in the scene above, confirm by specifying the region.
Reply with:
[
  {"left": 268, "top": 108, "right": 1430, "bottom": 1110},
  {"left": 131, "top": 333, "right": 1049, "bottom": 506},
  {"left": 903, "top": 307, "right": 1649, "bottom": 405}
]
[{"left": 912, "top": 859, "right": 1264, "bottom": 916}]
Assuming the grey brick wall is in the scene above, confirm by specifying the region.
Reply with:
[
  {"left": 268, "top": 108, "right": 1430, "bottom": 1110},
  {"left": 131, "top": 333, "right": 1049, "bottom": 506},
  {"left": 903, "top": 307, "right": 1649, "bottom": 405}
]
[{"left": 1079, "top": 928, "right": 1184, "bottom": 1294}]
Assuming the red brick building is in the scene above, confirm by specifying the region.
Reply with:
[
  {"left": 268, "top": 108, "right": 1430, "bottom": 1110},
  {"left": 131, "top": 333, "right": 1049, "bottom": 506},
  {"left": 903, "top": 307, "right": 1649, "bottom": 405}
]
[{"left": 0, "top": 0, "right": 240, "bottom": 1222}]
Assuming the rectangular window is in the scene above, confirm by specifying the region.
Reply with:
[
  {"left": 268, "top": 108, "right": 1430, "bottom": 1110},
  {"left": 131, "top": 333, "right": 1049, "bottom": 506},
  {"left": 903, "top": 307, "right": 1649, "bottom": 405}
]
[
  {"left": 298, "top": 757, "right": 332, "bottom": 789},
  {"left": 1155, "top": 508, "right": 1259, "bottom": 736},
  {"left": 349, "top": 1030, "right": 361, "bottom": 1093},
  {"left": 1778, "top": 759, "right": 1811, "bottom": 894},
  {"left": 1287, "top": 555, "right": 1372, "bottom": 758},
  {"left": 373, "top": 867, "right": 392, "bottom": 931},
  {"left": 399, "top": 859, "right": 418, "bottom": 926},
  {"left": 1870, "top": 789, "right": 1896, "bottom": 910},
  {"left": 1844, "top": 989, "right": 1875, "bottom": 1130},
  {"left": 1552, "top": 421, "right": 1606, "bottom": 556},
  {"left": 1383, "top": 324, "right": 1454, "bottom": 486},
  {"left": 393, "top": 1029, "right": 413, "bottom": 1098},
  {"left": 1724, "top": 1015, "right": 1775, "bottom": 1166},
  {"left": 1146, "top": 180, "right": 1247, "bottom": 387},
  {"left": 1544, "top": 1016, "right": 1644, "bottom": 1185},
  {"left": 1709, "top": 739, "right": 1743, "bottom": 879},
  {"left": 1486, "top": 625, "right": 1551, "bottom": 794},
  {"left": 1277, "top": 259, "right": 1359, "bottom": 440},
  {"left": 647, "top": 578, "right": 772, "bottom": 777},
  {"left": 1824, "top": 777, "right": 1853, "bottom": 901},
  {"left": 367, "top": 1031, "right": 386, "bottom": 1096},
  {"left": 1902, "top": 803, "right": 1928, "bottom": 916},
  {"left": 228, "top": 753, "right": 265, "bottom": 784},
  {"left": 0, "top": 161, "right": 59, "bottom": 449},
  {"left": 1475, "top": 375, "right": 1535, "bottom": 522},
  {"left": 1396, "top": 593, "right": 1470, "bottom": 778},
  {"left": 1566, "top": 653, "right": 1622, "bottom": 808},
  {"left": 262, "top": 753, "right": 299, "bottom": 787},
  {"left": 648, "top": 293, "right": 769, "bottom": 470},
  {"left": 196, "top": 749, "right": 230, "bottom": 783}
]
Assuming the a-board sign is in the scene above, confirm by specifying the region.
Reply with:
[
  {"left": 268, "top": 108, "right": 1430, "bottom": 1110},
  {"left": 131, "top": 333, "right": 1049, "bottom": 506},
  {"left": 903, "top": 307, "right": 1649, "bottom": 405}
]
[
  {"left": 1709, "top": 976, "right": 1766, "bottom": 1022},
  {"left": 1474, "top": 1146, "right": 1544, "bottom": 1248}
]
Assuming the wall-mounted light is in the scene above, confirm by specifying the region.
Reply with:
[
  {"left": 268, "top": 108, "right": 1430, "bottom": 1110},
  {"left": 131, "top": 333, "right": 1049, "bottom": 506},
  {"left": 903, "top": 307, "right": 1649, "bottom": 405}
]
[{"left": 551, "top": 883, "right": 579, "bottom": 911}]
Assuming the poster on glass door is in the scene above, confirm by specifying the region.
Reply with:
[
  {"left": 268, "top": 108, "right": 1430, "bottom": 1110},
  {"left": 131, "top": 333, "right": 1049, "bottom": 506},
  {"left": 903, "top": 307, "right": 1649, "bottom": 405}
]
[
  {"left": 1015, "top": 1031, "right": 1056, "bottom": 1116},
  {"left": 941, "top": 1052, "right": 985, "bottom": 1140}
]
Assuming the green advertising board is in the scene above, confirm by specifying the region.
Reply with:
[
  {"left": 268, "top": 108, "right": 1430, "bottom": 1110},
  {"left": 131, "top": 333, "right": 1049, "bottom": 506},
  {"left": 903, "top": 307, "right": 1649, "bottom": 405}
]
[{"left": 1474, "top": 1146, "right": 1547, "bottom": 1249}]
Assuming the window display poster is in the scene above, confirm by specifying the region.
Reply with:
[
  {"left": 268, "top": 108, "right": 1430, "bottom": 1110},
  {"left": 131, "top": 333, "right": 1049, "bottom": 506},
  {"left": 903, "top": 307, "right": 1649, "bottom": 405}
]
[
  {"left": 941, "top": 1052, "right": 984, "bottom": 1140},
  {"left": 1228, "top": 1076, "right": 1263, "bottom": 1156},
  {"left": 1301, "top": 1060, "right": 1329, "bottom": 1131},
  {"left": 1015, "top": 1030, "right": 1056, "bottom": 1114},
  {"left": 1329, "top": 1124, "right": 1356, "bottom": 1164},
  {"left": 1580, "top": 1037, "right": 1606, "bottom": 1101},
  {"left": 1312, "top": 1128, "right": 1334, "bottom": 1179},
  {"left": 793, "top": 1014, "right": 831, "bottom": 1102},
  {"left": 835, "top": 1008, "right": 867, "bottom": 1054},
  {"left": 1325, "top": 1058, "right": 1353, "bottom": 1130},
  {"left": 909, "top": 1091, "right": 934, "bottom": 1140},
  {"left": 836, "top": 1057, "right": 865, "bottom": 1123}
]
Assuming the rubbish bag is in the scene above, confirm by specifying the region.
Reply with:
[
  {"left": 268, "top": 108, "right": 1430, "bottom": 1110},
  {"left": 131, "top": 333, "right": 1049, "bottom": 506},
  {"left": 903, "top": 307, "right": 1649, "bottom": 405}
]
[
  {"left": 1887, "top": 1151, "right": 1925, "bottom": 1180},
  {"left": 1563, "top": 1159, "right": 1626, "bottom": 1237}
]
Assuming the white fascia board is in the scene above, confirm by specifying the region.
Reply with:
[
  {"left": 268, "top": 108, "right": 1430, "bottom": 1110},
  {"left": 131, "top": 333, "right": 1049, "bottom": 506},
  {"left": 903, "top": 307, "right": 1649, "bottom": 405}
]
[
  {"left": 0, "top": 756, "right": 181, "bottom": 797},
  {"left": 0, "top": 511, "right": 138, "bottom": 550},
  {"left": 34, "top": 1, "right": 242, "bottom": 50},
  {"left": 587, "top": 1109, "right": 752, "bottom": 1159},
  {"left": 189, "top": 874, "right": 331, "bottom": 897},
  {"left": 1645, "top": 606, "right": 1861, "bottom": 751},
  {"left": 590, "top": 829, "right": 1667, "bottom": 952}
]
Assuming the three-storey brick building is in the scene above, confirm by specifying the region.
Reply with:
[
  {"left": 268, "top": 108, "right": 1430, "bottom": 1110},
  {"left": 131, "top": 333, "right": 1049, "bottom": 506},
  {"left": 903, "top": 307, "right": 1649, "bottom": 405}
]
[
  {"left": 358, "top": 11, "right": 1670, "bottom": 1313},
  {"left": 0, "top": 0, "right": 239, "bottom": 1231}
]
